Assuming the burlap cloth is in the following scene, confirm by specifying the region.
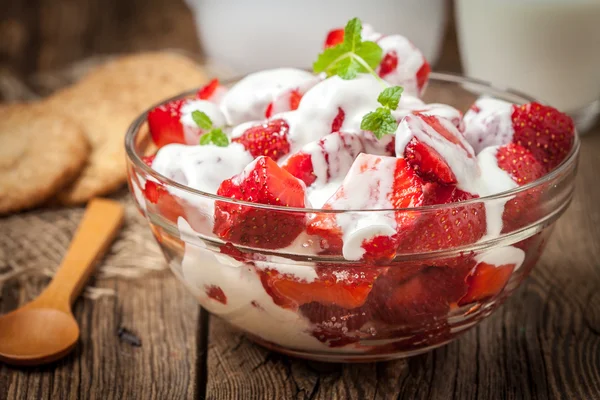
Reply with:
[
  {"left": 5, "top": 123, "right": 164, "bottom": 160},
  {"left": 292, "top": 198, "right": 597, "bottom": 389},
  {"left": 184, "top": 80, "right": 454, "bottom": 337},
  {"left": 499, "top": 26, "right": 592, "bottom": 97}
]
[{"left": 0, "top": 54, "right": 237, "bottom": 299}]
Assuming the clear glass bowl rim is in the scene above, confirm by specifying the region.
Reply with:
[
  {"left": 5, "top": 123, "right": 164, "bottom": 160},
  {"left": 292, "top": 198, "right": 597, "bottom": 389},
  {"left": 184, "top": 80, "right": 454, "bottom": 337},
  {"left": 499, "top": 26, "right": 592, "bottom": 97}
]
[{"left": 124, "top": 71, "right": 580, "bottom": 214}]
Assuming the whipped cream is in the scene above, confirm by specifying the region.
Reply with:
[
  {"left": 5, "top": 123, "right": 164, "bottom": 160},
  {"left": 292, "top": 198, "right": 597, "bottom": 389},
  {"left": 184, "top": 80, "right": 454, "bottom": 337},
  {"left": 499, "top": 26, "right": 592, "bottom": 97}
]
[
  {"left": 463, "top": 97, "right": 515, "bottom": 154},
  {"left": 377, "top": 35, "right": 427, "bottom": 96}
]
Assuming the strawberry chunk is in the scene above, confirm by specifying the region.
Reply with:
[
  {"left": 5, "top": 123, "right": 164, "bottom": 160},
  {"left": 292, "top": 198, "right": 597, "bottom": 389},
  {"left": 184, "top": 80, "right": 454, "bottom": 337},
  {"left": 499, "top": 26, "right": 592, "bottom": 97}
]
[
  {"left": 331, "top": 107, "right": 345, "bottom": 132},
  {"left": 148, "top": 99, "right": 187, "bottom": 148},
  {"left": 142, "top": 181, "right": 186, "bottom": 224},
  {"left": 196, "top": 78, "right": 220, "bottom": 100},
  {"left": 307, "top": 154, "right": 425, "bottom": 262},
  {"left": 205, "top": 285, "right": 227, "bottom": 305},
  {"left": 495, "top": 143, "right": 546, "bottom": 233},
  {"left": 511, "top": 102, "right": 575, "bottom": 171},
  {"left": 416, "top": 61, "right": 431, "bottom": 93},
  {"left": 232, "top": 119, "right": 291, "bottom": 161},
  {"left": 141, "top": 155, "right": 155, "bottom": 167},
  {"left": 324, "top": 28, "right": 344, "bottom": 48},
  {"left": 371, "top": 266, "right": 469, "bottom": 325},
  {"left": 259, "top": 266, "right": 384, "bottom": 310},
  {"left": 265, "top": 89, "right": 303, "bottom": 118},
  {"left": 398, "top": 184, "right": 486, "bottom": 253},
  {"left": 458, "top": 262, "right": 515, "bottom": 305},
  {"left": 300, "top": 302, "right": 371, "bottom": 348},
  {"left": 214, "top": 156, "right": 306, "bottom": 249},
  {"left": 282, "top": 152, "right": 316, "bottom": 187},
  {"left": 404, "top": 137, "right": 457, "bottom": 185},
  {"left": 379, "top": 51, "right": 398, "bottom": 78}
]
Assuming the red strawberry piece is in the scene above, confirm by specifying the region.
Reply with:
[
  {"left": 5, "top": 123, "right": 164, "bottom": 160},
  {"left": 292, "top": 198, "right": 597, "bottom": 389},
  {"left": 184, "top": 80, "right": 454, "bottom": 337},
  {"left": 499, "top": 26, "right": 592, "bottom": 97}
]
[
  {"left": 196, "top": 78, "right": 220, "bottom": 100},
  {"left": 214, "top": 156, "right": 306, "bottom": 249},
  {"left": 416, "top": 61, "right": 431, "bottom": 93},
  {"left": 205, "top": 285, "right": 227, "bottom": 304},
  {"left": 265, "top": 89, "right": 303, "bottom": 118},
  {"left": 141, "top": 155, "right": 155, "bottom": 167},
  {"left": 282, "top": 152, "right": 316, "bottom": 187},
  {"left": 372, "top": 266, "right": 469, "bottom": 325},
  {"left": 307, "top": 155, "right": 425, "bottom": 262},
  {"left": 142, "top": 181, "right": 186, "bottom": 224},
  {"left": 404, "top": 137, "right": 457, "bottom": 185},
  {"left": 495, "top": 143, "right": 546, "bottom": 233},
  {"left": 258, "top": 265, "right": 384, "bottom": 310},
  {"left": 379, "top": 51, "right": 398, "bottom": 78},
  {"left": 458, "top": 262, "right": 515, "bottom": 305},
  {"left": 331, "top": 107, "right": 345, "bottom": 132},
  {"left": 324, "top": 28, "right": 344, "bottom": 48},
  {"left": 511, "top": 102, "right": 575, "bottom": 171},
  {"left": 147, "top": 99, "right": 187, "bottom": 148},
  {"left": 398, "top": 184, "right": 486, "bottom": 254},
  {"left": 232, "top": 119, "right": 291, "bottom": 161},
  {"left": 300, "top": 302, "right": 371, "bottom": 348}
]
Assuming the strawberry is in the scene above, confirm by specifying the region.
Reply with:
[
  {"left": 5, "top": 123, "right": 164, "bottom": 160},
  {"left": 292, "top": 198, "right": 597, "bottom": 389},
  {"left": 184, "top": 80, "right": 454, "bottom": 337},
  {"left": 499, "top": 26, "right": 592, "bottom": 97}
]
[
  {"left": 213, "top": 156, "right": 306, "bottom": 249},
  {"left": 371, "top": 266, "right": 469, "bottom": 325},
  {"left": 397, "top": 184, "right": 486, "bottom": 254},
  {"left": 265, "top": 89, "right": 303, "bottom": 118},
  {"left": 205, "top": 285, "right": 227, "bottom": 305},
  {"left": 416, "top": 61, "right": 431, "bottom": 93},
  {"left": 141, "top": 155, "right": 155, "bottom": 167},
  {"left": 147, "top": 99, "right": 187, "bottom": 148},
  {"left": 307, "top": 155, "right": 425, "bottom": 262},
  {"left": 196, "top": 78, "right": 220, "bottom": 100},
  {"left": 282, "top": 152, "right": 316, "bottom": 187},
  {"left": 404, "top": 137, "right": 457, "bottom": 185},
  {"left": 232, "top": 119, "right": 291, "bottom": 161},
  {"left": 258, "top": 266, "right": 384, "bottom": 310},
  {"left": 324, "top": 28, "right": 345, "bottom": 48},
  {"left": 142, "top": 181, "right": 186, "bottom": 224},
  {"left": 378, "top": 51, "right": 398, "bottom": 77},
  {"left": 458, "top": 262, "right": 515, "bottom": 305},
  {"left": 495, "top": 143, "right": 546, "bottom": 233},
  {"left": 511, "top": 102, "right": 575, "bottom": 171},
  {"left": 331, "top": 107, "right": 345, "bottom": 132},
  {"left": 300, "top": 302, "right": 371, "bottom": 347}
]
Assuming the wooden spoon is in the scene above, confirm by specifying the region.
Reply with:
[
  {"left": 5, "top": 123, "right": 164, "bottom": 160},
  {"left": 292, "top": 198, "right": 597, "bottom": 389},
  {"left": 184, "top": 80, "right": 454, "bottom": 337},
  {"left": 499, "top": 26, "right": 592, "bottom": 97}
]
[{"left": 0, "top": 198, "right": 124, "bottom": 366}]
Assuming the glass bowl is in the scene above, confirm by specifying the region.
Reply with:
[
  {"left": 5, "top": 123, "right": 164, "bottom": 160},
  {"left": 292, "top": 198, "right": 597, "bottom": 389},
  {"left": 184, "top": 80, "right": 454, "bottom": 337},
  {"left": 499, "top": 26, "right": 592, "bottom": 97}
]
[{"left": 125, "top": 73, "right": 579, "bottom": 362}]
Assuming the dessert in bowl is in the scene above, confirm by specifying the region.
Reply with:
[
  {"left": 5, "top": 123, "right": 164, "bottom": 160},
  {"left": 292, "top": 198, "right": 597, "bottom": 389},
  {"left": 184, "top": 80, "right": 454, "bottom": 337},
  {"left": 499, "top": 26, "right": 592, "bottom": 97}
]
[{"left": 125, "top": 19, "right": 579, "bottom": 362}]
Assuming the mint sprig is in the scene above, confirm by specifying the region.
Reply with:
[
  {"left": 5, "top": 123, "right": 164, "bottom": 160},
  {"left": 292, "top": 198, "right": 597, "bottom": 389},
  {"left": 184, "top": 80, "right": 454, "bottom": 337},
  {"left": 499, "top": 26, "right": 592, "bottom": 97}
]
[
  {"left": 360, "top": 86, "right": 404, "bottom": 139},
  {"left": 313, "top": 18, "right": 383, "bottom": 80},
  {"left": 192, "top": 110, "right": 229, "bottom": 147}
]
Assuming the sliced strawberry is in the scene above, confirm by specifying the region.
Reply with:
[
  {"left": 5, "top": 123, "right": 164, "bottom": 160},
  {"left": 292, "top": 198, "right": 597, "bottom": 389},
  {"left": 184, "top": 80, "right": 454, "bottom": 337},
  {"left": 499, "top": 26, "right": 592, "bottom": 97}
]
[
  {"left": 496, "top": 143, "right": 546, "bottom": 233},
  {"left": 265, "top": 89, "right": 303, "bottom": 118},
  {"left": 282, "top": 152, "right": 316, "bottom": 187},
  {"left": 331, "top": 107, "right": 345, "bottom": 132},
  {"left": 324, "top": 28, "right": 344, "bottom": 48},
  {"left": 379, "top": 51, "right": 398, "bottom": 78},
  {"left": 511, "top": 102, "right": 575, "bottom": 171},
  {"left": 398, "top": 184, "right": 486, "bottom": 253},
  {"left": 458, "top": 262, "right": 515, "bottom": 305},
  {"left": 307, "top": 155, "right": 425, "bottom": 262},
  {"left": 232, "top": 119, "right": 291, "bottom": 161},
  {"left": 416, "top": 61, "right": 431, "bottom": 93},
  {"left": 282, "top": 132, "right": 363, "bottom": 188},
  {"left": 143, "top": 181, "right": 186, "bottom": 224},
  {"left": 404, "top": 137, "right": 457, "bottom": 184},
  {"left": 147, "top": 99, "right": 187, "bottom": 148},
  {"left": 371, "top": 266, "right": 469, "bottom": 325},
  {"left": 196, "top": 78, "right": 220, "bottom": 100},
  {"left": 259, "top": 266, "right": 384, "bottom": 309},
  {"left": 141, "top": 155, "right": 155, "bottom": 167},
  {"left": 205, "top": 285, "right": 227, "bottom": 304},
  {"left": 214, "top": 157, "right": 306, "bottom": 249},
  {"left": 300, "top": 302, "right": 371, "bottom": 348}
]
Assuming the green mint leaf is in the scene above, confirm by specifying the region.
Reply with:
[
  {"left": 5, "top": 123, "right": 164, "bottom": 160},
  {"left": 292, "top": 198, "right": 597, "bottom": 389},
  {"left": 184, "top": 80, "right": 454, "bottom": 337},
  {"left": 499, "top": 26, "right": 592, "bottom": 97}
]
[
  {"left": 199, "top": 128, "right": 229, "bottom": 147},
  {"left": 334, "top": 56, "right": 361, "bottom": 80},
  {"left": 360, "top": 108, "right": 398, "bottom": 139},
  {"left": 343, "top": 18, "right": 362, "bottom": 52},
  {"left": 313, "top": 46, "right": 346, "bottom": 75},
  {"left": 356, "top": 41, "right": 383, "bottom": 70},
  {"left": 377, "top": 86, "right": 404, "bottom": 110},
  {"left": 192, "top": 110, "right": 213, "bottom": 130}
]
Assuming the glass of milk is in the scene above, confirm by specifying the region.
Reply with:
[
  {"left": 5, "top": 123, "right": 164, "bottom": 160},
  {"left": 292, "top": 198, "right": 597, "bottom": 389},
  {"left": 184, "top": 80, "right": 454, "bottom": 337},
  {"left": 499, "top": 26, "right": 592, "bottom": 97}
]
[{"left": 455, "top": 0, "right": 600, "bottom": 133}]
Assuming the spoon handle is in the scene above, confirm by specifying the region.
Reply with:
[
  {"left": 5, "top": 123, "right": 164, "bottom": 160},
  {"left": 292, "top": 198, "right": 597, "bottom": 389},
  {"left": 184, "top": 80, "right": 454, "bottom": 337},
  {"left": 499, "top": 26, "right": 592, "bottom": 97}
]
[{"left": 37, "top": 199, "right": 124, "bottom": 310}]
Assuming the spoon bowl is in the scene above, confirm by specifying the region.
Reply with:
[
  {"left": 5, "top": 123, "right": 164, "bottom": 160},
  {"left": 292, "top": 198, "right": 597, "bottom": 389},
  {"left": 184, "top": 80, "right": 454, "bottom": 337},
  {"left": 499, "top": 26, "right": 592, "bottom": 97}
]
[{"left": 0, "top": 199, "right": 124, "bottom": 366}]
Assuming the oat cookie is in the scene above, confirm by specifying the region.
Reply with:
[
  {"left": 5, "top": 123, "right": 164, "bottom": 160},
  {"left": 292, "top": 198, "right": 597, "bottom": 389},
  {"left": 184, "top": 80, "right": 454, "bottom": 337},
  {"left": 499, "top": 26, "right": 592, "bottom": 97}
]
[{"left": 0, "top": 104, "right": 90, "bottom": 214}]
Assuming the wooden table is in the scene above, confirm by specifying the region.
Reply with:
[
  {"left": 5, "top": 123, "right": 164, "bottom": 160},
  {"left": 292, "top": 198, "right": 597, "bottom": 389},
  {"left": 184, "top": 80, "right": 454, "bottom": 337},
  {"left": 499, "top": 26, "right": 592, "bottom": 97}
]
[{"left": 1, "top": 1, "right": 600, "bottom": 398}]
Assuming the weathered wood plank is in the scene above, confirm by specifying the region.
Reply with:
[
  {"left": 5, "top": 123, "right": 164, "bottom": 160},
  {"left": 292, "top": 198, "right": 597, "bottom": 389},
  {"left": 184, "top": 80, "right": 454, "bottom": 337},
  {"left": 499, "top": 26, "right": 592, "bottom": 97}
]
[{"left": 204, "top": 134, "right": 600, "bottom": 400}]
